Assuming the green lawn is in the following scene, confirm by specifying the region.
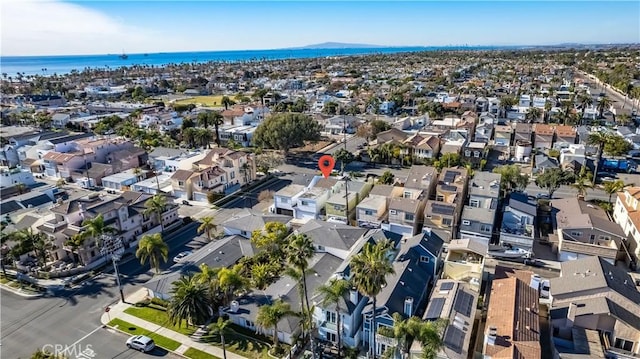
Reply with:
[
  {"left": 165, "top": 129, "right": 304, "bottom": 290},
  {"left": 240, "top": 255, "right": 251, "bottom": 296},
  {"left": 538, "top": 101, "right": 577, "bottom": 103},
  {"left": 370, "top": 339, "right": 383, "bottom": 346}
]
[
  {"left": 172, "top": 95, "right": 227, "bottom": 107},
  {"left": 108, "top": 318, "right": 181, "bottom": 351},
  {"left": 124, "top": 306, "right": 195, "bottom": 336},
  {"left": 201, "top": 324, "right": 281, "bottom": 359},
  {"left": 184, "top": 347, "right": 221, "bottom": 359}
]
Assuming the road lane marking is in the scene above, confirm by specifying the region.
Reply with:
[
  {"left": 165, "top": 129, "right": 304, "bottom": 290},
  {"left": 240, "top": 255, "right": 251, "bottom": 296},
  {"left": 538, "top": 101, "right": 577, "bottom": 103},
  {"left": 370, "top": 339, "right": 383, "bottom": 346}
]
[{"left": 66, "top": 325, "right": 104, "bottom": 349}]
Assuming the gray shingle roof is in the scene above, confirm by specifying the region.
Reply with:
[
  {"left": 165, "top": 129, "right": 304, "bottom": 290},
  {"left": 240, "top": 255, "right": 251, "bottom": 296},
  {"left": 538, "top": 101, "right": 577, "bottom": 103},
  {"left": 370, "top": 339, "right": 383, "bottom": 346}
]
[
  {"left": 297, "top": 219, "right": 368, "bottom": 251},
  {"left": 222, "top": 209, "right": 291, "bottom": 234}
]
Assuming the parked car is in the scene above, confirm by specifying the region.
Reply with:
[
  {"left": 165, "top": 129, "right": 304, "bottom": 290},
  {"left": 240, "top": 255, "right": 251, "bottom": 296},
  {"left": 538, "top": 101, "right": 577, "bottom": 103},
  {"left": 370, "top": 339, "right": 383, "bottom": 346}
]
[
  {"left": 173, "top": 251, "right": 193, "bottom": 263},
  {"left": 540, "top": 279, "right": 550, "bottom": 298},
  {"left": 126, "top": 335, "right": 155, "bottom": 352},
  {"left": 524, "top": 259, "right": 545, "bottom": 268},
  {"left": 536, "top": 193, "right": 550, "bottom": 199}
]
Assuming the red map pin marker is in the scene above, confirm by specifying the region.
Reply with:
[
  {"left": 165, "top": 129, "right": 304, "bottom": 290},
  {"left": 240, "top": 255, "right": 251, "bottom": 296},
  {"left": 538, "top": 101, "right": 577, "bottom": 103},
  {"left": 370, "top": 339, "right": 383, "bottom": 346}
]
[{"left": 318, "top": 155, "right": 335, "bottom": 178}]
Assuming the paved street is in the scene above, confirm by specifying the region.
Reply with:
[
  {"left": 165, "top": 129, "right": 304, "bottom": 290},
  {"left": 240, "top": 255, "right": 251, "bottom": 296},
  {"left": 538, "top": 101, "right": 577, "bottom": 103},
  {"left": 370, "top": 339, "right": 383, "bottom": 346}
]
[
  {"left": 0, "top": 224, "right": 201, "bottom": 359},
  {"left": 321, "top": 135, "right": 366, "bottom": 155},
  {"left": 524, "top": 182, "right": 610, "bottom": 202},
  {"left": 575, "top": 70, "right": 635, "bottom": 116}
]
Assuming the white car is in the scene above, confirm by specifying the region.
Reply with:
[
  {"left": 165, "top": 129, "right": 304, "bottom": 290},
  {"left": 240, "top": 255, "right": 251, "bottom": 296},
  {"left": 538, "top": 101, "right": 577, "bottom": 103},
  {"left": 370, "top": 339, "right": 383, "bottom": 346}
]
[
  {"left": 540, "top": 279, "right": 550, "bottom": 298},
  {"left": 173, "top": 250, "right": 193, "bottom": 263},
  {"left": 126, "top": 335, "right": 155, "bottom": 352}
]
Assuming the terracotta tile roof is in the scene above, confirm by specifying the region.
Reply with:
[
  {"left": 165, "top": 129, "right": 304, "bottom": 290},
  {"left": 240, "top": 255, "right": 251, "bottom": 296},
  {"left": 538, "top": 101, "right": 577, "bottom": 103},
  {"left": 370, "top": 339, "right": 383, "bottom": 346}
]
[
  {"left": 485, "top": 276, "right": 541, "bottom": 359},
  {"left": 555, "top": 125, "right": 577, "bottom": 137},
  {"left": 533, "top": 124, "right": 554, "bottom": 136}
]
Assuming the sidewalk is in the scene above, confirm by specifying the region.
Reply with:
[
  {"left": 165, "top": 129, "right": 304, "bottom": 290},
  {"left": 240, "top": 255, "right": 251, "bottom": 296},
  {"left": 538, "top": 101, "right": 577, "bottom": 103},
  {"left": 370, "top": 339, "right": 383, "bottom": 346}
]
[{"left": 101, "top": 288, "right": 249, "bottom": 359}]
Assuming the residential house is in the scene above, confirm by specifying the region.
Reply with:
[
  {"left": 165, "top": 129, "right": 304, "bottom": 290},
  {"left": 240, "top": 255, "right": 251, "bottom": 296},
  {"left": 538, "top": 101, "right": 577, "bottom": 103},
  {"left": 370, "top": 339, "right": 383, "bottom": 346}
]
[
  {"left": 170, "top": 170, "right": 198, "bottom": 200},
  {"left": 0, "top": 167, "right": 36, "bottom": 188},
  {"left": 493, "top": 124, "right": 513, "bottom": 147},
  {"left": 190, "top": 166, "right": 229, "bottom": 202},
  {"left": 362, "top": 231, "right": 444, "bottom": 357},
  {"left": 533, "top": 124, "right": 555, "bottom": 150},
  {"left": 296, "top": 219, "right": 368, "bottom": 259},
  {"left": 499, "top": 193, "right": 537, "bottom": 253},
  {"left": 42, "top": 151, "right": 92, "bottom": 179},
  {"left": 462, "top": 142, "right": 488, "bottom": 168},
  {"left": 515, "top": 123, "right": 533, "bottom": 144},
  {"left": 483, "top": 266, "right": 541, "bottom": 359},
  {"left": 474, "top": 115, "right": 494, "bottom": 143},
  {"left": 534, "top": 154, "right": 559, "bottom": 174},
  {"left": 613, "top": 187, "right": 640, "bottom": 260},
  {"left": 559, "top": 144, "right": 587, "bottom": 173},
  {"left": 553, "top": 197, "right": 626, "bottom": 264},
  {"left": 222, "top": 209, "right": 291, "bottom": 239},
  {"left": 377, "top": 128, "right": 409, "bottom": 145},
  {"left": 549, "top": 256, "right": 640, "bottom": 357},
  {"left": 356, "top": 184, "right": 403, "bottom": 230},
  {"left": 554, "top": 125, "right": 577, "bottom": 149},
  {"left": 218, "top": 125, "right": 256, "bottom": 147},
  {"left": 193, "top": 148, "right": 256, "bottom": 189},
  {"left": 442, "top": 237, "right": 488, "bottom": 291},
  {"left": 130, "top": 173, "right": 172, "bottom": 194},
  {"left": 323, "top": 115, "right": 360, "bottom": 135},
  {"left": 459, "top": 172, "right": 501, "bottom": 240},
  {"left": 423, "top": 167, "right": 469, "bottom": 238},
  {"left": 403, "top": 134, "right": 441, "bottom": 160},
  {"left": 411, "top": 280, "right": 478, "bottom": 359},
  {"left": 101, "top": 169, "right": 141, "bottom": 191},
  {"left": 51, "top": 113, "right": 71, "bottom": 128},
  {"left": 325, "top": 181, "right": 373, "bottom": 224}
]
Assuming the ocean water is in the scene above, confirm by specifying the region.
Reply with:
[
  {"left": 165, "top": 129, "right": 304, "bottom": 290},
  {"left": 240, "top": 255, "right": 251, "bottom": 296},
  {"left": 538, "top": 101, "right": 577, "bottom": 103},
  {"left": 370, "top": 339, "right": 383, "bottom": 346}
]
[{"left": 0, "top": 46, "right": 502, "bottom": 77}]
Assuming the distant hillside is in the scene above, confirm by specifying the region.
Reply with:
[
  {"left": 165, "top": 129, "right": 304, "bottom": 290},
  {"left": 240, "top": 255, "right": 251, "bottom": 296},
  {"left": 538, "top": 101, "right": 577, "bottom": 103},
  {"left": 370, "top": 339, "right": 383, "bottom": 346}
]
[{"left": 288, "top": 42, "right": 388, "bottom": 50}]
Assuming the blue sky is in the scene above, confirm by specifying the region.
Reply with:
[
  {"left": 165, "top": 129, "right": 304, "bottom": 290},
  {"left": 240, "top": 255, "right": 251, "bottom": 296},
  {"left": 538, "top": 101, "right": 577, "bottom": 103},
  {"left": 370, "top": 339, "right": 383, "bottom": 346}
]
[{"left": 2, "top": 1, "right": 639, "bottom": 56}]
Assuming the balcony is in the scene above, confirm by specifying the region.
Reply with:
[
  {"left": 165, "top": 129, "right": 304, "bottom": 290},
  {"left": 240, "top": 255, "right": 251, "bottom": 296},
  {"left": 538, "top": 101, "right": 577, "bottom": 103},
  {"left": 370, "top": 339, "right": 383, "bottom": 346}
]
[{"left": 376, "top": 329, "right": 397, "bottom": 347}]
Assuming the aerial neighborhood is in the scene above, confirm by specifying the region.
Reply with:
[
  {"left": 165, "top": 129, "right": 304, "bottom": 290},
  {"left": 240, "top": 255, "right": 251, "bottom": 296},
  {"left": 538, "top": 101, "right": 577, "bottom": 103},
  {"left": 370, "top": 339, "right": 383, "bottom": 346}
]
[{"left": 3, "top": 46, "right": 640, "bottom": 359}]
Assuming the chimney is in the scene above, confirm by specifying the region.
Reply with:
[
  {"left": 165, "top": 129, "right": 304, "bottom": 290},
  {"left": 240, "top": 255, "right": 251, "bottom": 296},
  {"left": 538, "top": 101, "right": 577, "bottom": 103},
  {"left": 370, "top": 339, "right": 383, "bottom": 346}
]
[
  {"left": 350, "top": 288, "right": 359, "bottom": 305},
  {"left": 485, "top": 326, "right": 497, "bottom": 346}
]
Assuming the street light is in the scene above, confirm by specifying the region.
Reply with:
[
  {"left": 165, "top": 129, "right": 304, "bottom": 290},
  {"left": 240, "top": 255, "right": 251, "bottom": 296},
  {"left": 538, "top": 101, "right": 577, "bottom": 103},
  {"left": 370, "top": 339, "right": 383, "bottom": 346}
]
[{"left": 100, "top": 235, "right": 125, "bottom": 303}]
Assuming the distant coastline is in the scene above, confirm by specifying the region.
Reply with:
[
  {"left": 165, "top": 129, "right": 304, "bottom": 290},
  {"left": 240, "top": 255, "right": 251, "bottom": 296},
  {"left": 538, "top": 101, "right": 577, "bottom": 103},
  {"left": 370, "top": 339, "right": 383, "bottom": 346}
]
[{"left": 1, "top": 46, "right": 504, "bottom": 77}]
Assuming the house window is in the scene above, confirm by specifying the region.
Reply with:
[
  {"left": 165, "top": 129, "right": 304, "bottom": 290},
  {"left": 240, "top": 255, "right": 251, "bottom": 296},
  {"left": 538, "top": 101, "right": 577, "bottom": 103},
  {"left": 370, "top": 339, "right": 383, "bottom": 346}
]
[
  {"left": 420, "top": 256, "right": 430, "bottom": 263},
  {"left": 404, "top": 191, "right": 412, "bottom": 198},
  {"left": 570, "top": 231, "right": 582, "bottom": 237},
  {"left": 442, "top": 218, "right": 452, "bottom": 226},
  {"left": 364, "top": 209, "right": 374, "bottom": 216},
  {"left": 300, "top": 200, "right": 310, "bottom": 206},
  {"left": 474, "top": 151, "right": 480, "bottom": 158},
  {"left": 327, "top": 332, "right": 337, "bottom": 343},
  {"left": 598, "top": 235, "right": 611, "bottom": 241},
  {"left": 436, "top": 195, "right": 444, "bottom": 202},
  {"left": 245, "top": 320, "right": 255, "bottom": 327},
  {"left": 230, "top": 171, "right": 235, "bottom": 179},
  {"left": 469, "top": 199, "right": 480, "bottom": 207},
  {"left": 389, "top": 209, "right": 397, "bottom": 215},
  {"left": 614, "top": 338, "right": 634, "bottom": 352},
  {"left": 326, "top": 311, "right": 337, "bottom": 324},
  {"left": 178, "top": 181, "right": 184, "bottom": 186},
  {"left": 280, "top": 198, "right": 289, "bottom": 204},
  {"left": 241, "top": 231, "right": 248, "bottom": 236},
  {"left": 465, "top": 150, "right": 471, "bottom": 157},
  {"left": 405, "top": 213, "right": 415, "bottom": 221},
  {"left": 481, "top": 224, "right": 492, "bottom": 233},
  {"left": 333, "top": 204, "right": 343, "bottom": 211}
]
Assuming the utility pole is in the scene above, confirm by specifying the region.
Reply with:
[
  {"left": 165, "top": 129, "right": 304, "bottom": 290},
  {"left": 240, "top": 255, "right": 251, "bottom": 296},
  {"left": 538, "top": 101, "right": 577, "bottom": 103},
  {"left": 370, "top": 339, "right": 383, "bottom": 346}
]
[{"left": 100, "top": 235, "right": 125, "bottom": 303}]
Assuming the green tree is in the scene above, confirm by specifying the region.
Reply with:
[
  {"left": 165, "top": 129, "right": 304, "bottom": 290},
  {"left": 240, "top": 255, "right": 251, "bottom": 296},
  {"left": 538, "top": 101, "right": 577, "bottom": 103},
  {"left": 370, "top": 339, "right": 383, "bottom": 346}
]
[
  {"left": 167, "top": 275, "right": 211, "bottom": 327},
  {"left": 350, "top": 240, "right": 395, "bottom": 358},
  {"left": 251, "top": 222, "right": 289, "bottom": 257},
  {"left": 493, "top": 165, "right": 530, "bottom": 196},
  {"left": 256, "top": 300, "right": 296, "bottom": 349},
  {"left": 597, "top": 96, "right": 612, "bottom": 118},
  {"left": 252, "top": 113, "right": 322, "bottom": 155},
  {"left": 416, "top": 320, "right": 446, "bottom": 359},
  {"left": 323, "top": 102, "right": 339, "bottom": 115},
  {"left": 144, "top": 194, "right": 168, "bottom": 231},
  {"left": 285, "top": 234, "right": 316, "bottom": 353},
  {"left": 370, "top": 120, "right": 391, "bottom": 139},
  {"left": 571, "top": 178, "right": 592, "bottom": 198},
  {"left": 136, "top": 233, "right": 169, "bottom": 274},
  {"left": 602, "top": 135, "right": 632, "bottom": 156},
  {"left": 30, "top": 349, "right": 66, "bottom": 359},
  {"left": 210, "top": 317, "right": 232, "bottom": 359},
  {"left": 378, "top": 170, "right": 395, "bottom": 185},
  {"left": 587, "top": 132, "right": 609, "bottom": 184},
  {"left": 197, "top": 216, "right": 217, "bottom": 241},
  {"left": 218, "top": 265, "right": 247, "bottom": 306},
  {"left": 221, "top": 96, "right": 235, "bottom": 110},
  {"left": 76, "top": 213, "right": 118, "bottom": 248},
  {"left": 334, "top": 148, "right": 355, "bottom": 174},
  {"left": 535, "top": 168, "right": 573, "bottom": 198},
  {"left": 603, "top": 180, "right": 626, "bottom": 203},
  {"left": 434, "top": 152, "right": 461, "bottom": 171},
  {"left": 194, "top": 263, "right": 222, "bottom": 308},
  {"left": 315, "top": 278, "right": 350, "bottom": 357}
]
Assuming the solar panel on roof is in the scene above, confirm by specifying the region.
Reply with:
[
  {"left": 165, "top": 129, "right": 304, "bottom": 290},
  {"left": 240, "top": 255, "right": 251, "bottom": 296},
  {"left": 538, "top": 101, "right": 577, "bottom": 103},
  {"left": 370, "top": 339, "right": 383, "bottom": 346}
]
[
  {"left": 432, "top": 203, "right": 455, "bottom": 215},
  {"left": 444, "top": 325, "right": 465, "bottom": 353},
  {"left": 441, "top": 185, "right": 458, "bottom": 192},
  {"left": 453, "top": 291, "right": 474, "bottom": 317},
  {"left": 425, "top": 297, "right": 446, "bottom": 320},
  {"left": 440, "top": 282, "right": 455, "bottom": 291}
]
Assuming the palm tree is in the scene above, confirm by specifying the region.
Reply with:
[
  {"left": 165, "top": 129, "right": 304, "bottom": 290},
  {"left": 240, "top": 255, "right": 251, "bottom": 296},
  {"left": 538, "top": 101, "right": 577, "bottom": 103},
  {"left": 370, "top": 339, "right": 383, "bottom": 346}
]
[
  {"left": 526, "top": 107, "right": 541, "bottom": 122},
  {"left": 603, "top": 180, "right": 626, "bottom": 204},
  {"left": 315, "top": 278, "right": 350, "bottom": 357},
  {"left": 218, "top": 265, "right": 246, "bottom": 306},
  {"left": 210, "top": 317, "right": 232, "bottom": 359},
  {"left": 65, "top": 233, "right": 85, "bottom": 265},
  {"left": 194, "top": 263, "right": 222, "bottom": 307},
  {"left": 587, "top": 132, "right": 610, "bottom": 185},
  {"left": 167, "top": 275, "right": 211, "bottom": 328},
  {"left": 571, "top": 178, "right": 592, "bottom": 199},
  {"left": 198, "top": 216, "right": 217, "bottom": 241},
  {"left": 256, "top": 300, "right": 296, "bottom": 350},
  {"left": 285, "top": 234, "right": 315, "bottom": 346},
  {"left": 597, "top": 96, "right": 612, "bottom": 118},
  {"left": 221, "top": 96, "right": 235, "bottom": 110},
  {"left": 78, "top": 213, "right": 118, "bottom": 247},
  {"left": 350, "top": 240, "right": 395, "bottom": 358},
  {"left": 136, "top": 233, "right": 169, "bottom": 274},
  {"left": 579, "top": 94, "right": 593, "bottom": 119},
  {"left": 415, "top": 320, "right": 445, "bottom": 359},
  {"left": 144, "top": 194, "right": 167, "bottom": 231},
  {"left": 211, "top": 111, "right": 224, "bottom": 147}
]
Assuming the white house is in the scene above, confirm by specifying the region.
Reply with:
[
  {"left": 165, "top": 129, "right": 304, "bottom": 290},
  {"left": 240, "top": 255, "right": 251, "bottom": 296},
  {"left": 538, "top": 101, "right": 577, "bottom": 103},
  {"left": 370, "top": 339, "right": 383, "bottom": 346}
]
[
  {"left": 613, "top": 187, "right": 640, "bottom": 259},
  {"left": 0, "top": 167, "right": 36, "bottom": 187}
]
